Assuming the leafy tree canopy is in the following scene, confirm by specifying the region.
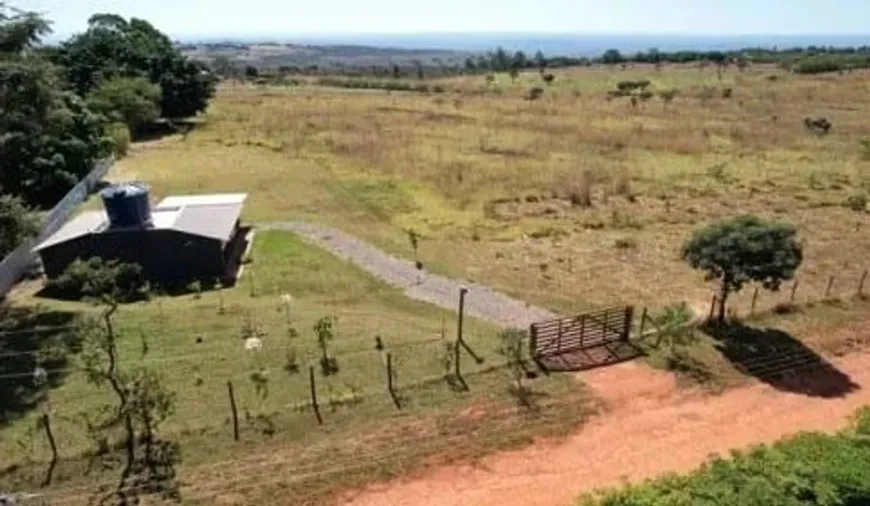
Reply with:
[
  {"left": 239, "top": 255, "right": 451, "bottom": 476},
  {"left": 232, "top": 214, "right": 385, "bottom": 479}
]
[
  {"left": 87, "top": 76, "right": 161, "bottom": 136},
  {"left": 55, "top": 14, "right": 217, "bottom": 119},
  {"left": 682, "top": 215, "right": 803, "bottom": 322},
  {"left": 0, "top": 5, "right": 112, "bottom": 207},
  {"left": 0, "top": 194, "right": 38, "bottom": 256}
]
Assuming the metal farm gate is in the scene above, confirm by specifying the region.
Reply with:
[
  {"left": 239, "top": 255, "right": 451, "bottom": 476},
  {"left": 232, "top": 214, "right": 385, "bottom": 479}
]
[{"left": 529, "top": 306, "right": 639, "bottom": 371}]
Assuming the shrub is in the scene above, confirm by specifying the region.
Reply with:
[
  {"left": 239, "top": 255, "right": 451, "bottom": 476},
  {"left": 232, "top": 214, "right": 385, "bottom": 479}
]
[
  {"left": 582, "top": 421, "right": 870, "bottom": 506},
  {"left": 108, "top": 122, "right": 131, "bottom": 158},
  {"left": 846, "top": 193, "right": 868, "bottom": 212},
  {"left": 722, "top": 87, "right": 733, "bottom": 98},
  {"left": 541, "top": 73, "right": 555, "bottom": 84},
  {"left": 614, "top": 237, "right": 637, "bottom": 250},
  {"left": 567, "top": 170, "right": 593, "bottom": 207},
  {"left": 46, "top": 258, "right": 147, "bottom": 302},
  {"left": 0, "top": 195, "right": 39, "bottom": 258},
  {"left": 860, "top": 139, "right": 870, "bottom": 160},
  {"left": 658, "top": 88, "right": 678, "bottom": 106},
  {"left": 526, "top": 87, "right": 544, "bottom": 101},
  {"left": 616, "top": 79, "right": 651, "bottom": 92}
]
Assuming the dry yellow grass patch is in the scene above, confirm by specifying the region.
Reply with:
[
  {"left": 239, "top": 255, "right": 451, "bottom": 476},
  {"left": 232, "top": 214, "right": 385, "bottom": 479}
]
[{"left": 115, "top": 64, "right": 870, "bottom": 314}]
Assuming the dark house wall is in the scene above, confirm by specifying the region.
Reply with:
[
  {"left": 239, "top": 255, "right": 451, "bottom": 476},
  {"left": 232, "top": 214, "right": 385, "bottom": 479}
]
[{"left": 39, "top": 229, "right": 226, "bottom": 283}]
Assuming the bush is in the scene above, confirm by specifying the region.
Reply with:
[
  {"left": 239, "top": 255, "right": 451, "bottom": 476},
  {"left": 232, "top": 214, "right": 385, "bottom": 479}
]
[
  {"left": 108, "top": 123, "right": 131, "bottom": 158},
  {"left": 582, "top": 418, "right": 870, "bottom": 506},
  {"left": 614, "top": 237, "right": 637, "bottom": 249},
  {"left": 0, "top": 195, "right": 39, "bottom": 258},
  {"left": 616, "top": 79, "right": 650, "bottom": 92},
  {"left": 859, "top": 139, "right": 870, "bottom": 160},
  {"left": 567, "top": 170, "right": 593, "bottom": 207},
  {"left": 846, "top": 193, "right": 868, "bottom": 212},
  {"left": 722, "top": 87, "right": 733, "bottom": 98},
  {"left": 46, "top": 258, "right": 147, "bottom": 302},
  {"left": 526, "top": 87, "right": 544, "bottom": 101}
]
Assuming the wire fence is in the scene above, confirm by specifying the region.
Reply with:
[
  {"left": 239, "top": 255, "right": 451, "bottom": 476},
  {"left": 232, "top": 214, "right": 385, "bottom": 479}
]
[{"left": 4, "top": 264, "right": 870, "bottom": 503}]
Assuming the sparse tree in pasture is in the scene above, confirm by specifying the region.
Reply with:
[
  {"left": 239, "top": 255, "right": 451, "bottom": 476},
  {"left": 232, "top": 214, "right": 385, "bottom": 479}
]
[
  {"left": 534, "top": 50, "right": 547, "bottom": 71},
  {"left": 682, "top": 215, "right": 803, "bottom": 323}
]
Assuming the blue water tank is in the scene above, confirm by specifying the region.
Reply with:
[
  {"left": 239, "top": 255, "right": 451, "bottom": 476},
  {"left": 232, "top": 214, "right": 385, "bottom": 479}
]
[{"left": 101, "top": 182, "right": 153, "bottom": 229}]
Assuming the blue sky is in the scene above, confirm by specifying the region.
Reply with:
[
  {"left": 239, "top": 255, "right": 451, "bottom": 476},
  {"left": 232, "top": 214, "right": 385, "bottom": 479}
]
[{"left": 15, "top": 0, "right": 870, "bottom": 39}]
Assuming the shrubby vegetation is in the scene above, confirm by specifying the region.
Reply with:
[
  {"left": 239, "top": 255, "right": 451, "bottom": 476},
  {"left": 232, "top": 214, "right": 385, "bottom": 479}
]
[
  {"left": 582, "top": 408, "right": 870, "bottom": 506},
  {"left": 46, "top": 257, "right": 148, "bottom": 302},
  {"left": 315, "top": 77, "right": 446, "bottom": 93}
]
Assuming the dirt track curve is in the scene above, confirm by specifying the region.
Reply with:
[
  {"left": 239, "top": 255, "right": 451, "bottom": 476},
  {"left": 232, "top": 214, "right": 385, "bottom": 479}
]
[{"left": 267, "top": 222, "right": 870, "bottom": 506}]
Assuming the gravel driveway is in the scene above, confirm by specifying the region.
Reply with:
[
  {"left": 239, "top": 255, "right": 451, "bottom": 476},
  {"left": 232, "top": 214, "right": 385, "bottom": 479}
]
[{"left": 263, "top": 222, "right": 557, "bottom": 329}]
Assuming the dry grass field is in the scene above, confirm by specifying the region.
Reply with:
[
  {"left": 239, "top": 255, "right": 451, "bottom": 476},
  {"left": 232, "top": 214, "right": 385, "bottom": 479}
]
[
  {"left": 117, "top": 63, "right": 870, "bottom": 315},
  {"left": 5, "top": 62, "right": 870, "bottom": 504}
]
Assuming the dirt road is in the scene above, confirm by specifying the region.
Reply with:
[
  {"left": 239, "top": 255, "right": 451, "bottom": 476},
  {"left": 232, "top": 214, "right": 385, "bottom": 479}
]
[{"left": 341, "top": 348, "right": 870, "bottom": 506}]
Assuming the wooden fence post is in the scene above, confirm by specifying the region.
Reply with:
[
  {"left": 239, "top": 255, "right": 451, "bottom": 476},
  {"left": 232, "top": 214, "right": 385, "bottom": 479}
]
[
  {"left": 227, "top": 381, "right": 239, "bottom": 441},
  {"left": 790, "top": 279, "right": 799, "bottom": 304},
  {"left": 622, "top": 307, "right": 634, "bottom": 342},
  {"left": 41, "top": 413, "right": 58, "bottom": 487},
  {"left": 824, "top": 275, "right": 835, "bottom": 299},
  {"left": 529, "top": 325, "right": 538, "bottom": 361},
  {"left": 859, "top": 270, "right": 868, "bottom": 298},
  {"left": 309, "top": 366, "right": 323, "bottom": 425},
  {"left": 457, "top": 287, "right": 468, "bottom": 346},
  {"left": 387, "top": 352, "right": 401, "bottom": 409},
  {"left": 638, "top": 307, "right": 648, "bottom": 339},
  {"left": 750, "top": 287, "right": 759, "bottom": 316},
  {"left": 708, "top": 294, "right": 717, "bottom": 321}
]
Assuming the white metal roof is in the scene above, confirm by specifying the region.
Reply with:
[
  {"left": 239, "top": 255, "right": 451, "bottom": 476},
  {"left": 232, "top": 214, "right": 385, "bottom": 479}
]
[
  {"left": 34, "top": 193, "right": 248, "bottom": 251},
  {"left": 157, "top": 193, "right": 247, "bottom": 208}
]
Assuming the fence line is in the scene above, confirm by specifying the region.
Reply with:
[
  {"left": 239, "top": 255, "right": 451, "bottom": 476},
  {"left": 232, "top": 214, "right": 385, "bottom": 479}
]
[{"left": 0, "top": 158, "right": 113, "bottom": 298}]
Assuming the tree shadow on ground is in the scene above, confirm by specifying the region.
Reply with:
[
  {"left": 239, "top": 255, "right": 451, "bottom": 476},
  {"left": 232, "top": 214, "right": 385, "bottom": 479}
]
[
  {"left": 133, "top": 119, "right": 200, "bottom": 143},
  {"left": 703, "top": 321, "right": 859, "bottom": 398},
  {"left": 0, "top": 305, "right": 80, "bottom": 427}
]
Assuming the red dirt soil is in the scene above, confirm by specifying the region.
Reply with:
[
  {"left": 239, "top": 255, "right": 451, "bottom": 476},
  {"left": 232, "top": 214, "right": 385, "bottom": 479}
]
[{"left": 341, "top": 347, "right": 870, "bottom": 506}]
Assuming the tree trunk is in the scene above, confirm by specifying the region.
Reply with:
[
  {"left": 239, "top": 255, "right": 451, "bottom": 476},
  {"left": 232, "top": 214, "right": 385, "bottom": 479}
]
[{"left": 718, "top": 282, "right": 730, "bottom": 323}]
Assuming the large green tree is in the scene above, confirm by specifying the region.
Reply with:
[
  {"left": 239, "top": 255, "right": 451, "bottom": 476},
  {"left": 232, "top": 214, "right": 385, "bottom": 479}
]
[
  {"left": 682, "top": 215, "right": 803, "bottom": 322},
  {"left": 87, "top": 76, "right": 161, "bottom": 136},
  {"left": 0, "top": 4, "right": 112, "bottom": 207},
  {"left": 55, "top": 14, "right": 217, "bottom": 120}
]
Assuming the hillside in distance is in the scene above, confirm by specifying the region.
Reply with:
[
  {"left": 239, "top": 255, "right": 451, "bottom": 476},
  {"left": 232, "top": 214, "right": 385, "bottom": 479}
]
[{"left": 180, "top": 41, "right": 474, "bottom": 70}]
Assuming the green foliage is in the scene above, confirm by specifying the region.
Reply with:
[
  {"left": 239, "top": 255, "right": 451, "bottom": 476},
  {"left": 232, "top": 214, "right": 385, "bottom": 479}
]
[
  {"left": 0, "top": 194, "right": 38, "bottom": 256},
  {"left": 87, "top": 77, "right": 161, "bottom": 135},
  {"left": 108, "top": 121, "right": 131, "bottom": 157},
  {"left": 859, "top": 139, "right": 870, "bottom": 160},
  {"left": 845, "top": 193, "right": 867, "bottom": 212},
  {"left": 792, "top": 54, "right": 870, "bottom": 74},
  {"left": 55, "top": 14, "right": 217, "bottom": 119},
  {"left": 315, "top": 77, "right": 443, "bottom": 93},
  {"left": 582, "top": 421, "right": 870, "bottom": 506},
  {"left": 0, "top": 3, "right": 51, "bottom": 54},
  {"left": 46, "top": 257, "right": 148, "bottom": 303},
  {"left": 601, "top": 49, "right": 625, "bottom": 64},
  {"left": 616, "top": 80, "right": 651, "bottom": 92},
  {"left": 682, "top": 215, "right": 802, "bottom": 322},
  {"left": 0, "top": 57, "right": 112, "bottom": 206},
  {"left": 497, "top": 329, "right": 527, "bottom": 388},
  {"left": 314, "top": 316, "right": 339, "bottom": 375}
]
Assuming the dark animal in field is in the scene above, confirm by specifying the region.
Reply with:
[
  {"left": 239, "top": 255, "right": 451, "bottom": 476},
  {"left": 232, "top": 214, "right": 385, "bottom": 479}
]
[{"left": 804, "top": 117, "right": 832, "bottom": 135}]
